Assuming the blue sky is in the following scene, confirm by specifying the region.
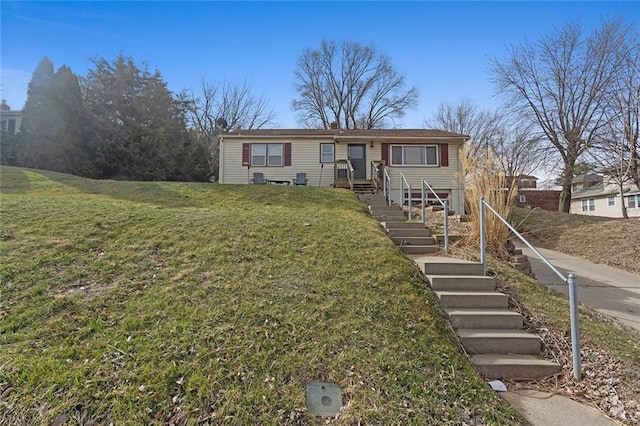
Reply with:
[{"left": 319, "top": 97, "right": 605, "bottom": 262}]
[{"left": 1, "top": 1, "right": 638, "bottom": 128}]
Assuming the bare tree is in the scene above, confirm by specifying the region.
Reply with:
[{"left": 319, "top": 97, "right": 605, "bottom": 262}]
[
  {"left": 425, "top": 99, "right": 503, "bottom": 157},
  {"left": 492, "top": 121, "right": 547, "bottom": 178},
  {"left": 425, "top": 99, "right": 545, "bottom": 176},
  {"left": 490, "top": 19, "right": 630, "bottom": 212},
  {"left": 292, "top": 40, "right": 418, "bottom": 129},
  {"left": 187, "top": 79, "right": 277, "bottom": 180},
  {"left": 589, "top": 33, "right": 640, "bottom": 218}
]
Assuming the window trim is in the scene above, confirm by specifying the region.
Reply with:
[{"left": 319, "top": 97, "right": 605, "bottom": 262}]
[
  {"left": 390, "top": 144, "right": 439, "bottom": 167},
  {"left": 320, "top": 143, "right": 335, "bottom": 163}
]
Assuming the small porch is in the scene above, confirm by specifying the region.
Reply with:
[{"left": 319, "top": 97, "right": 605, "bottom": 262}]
[{"left": 333, "top": 159, "right": 383, "bottom": 193}]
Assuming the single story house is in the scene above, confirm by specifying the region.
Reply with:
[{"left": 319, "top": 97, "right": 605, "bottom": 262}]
[
  {"left": 218, "top": 128, "right": 469, "bottom": 214},
  {"left": 569, "top": 174, "right": 640, "bottom": 218}
]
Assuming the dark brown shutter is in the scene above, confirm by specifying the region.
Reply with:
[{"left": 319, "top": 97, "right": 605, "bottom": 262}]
[
  {"left": 284, "top": 143, "right": 292, "bottom": 166},
  {"left": 242, "top": 143, "right": 250, "bottom": 165},
  {"left": 440, "top": 144, "right": 449, "bottom": 167},
  {"left": 381, "top": 143, "right": 389, "bottom": 166}
]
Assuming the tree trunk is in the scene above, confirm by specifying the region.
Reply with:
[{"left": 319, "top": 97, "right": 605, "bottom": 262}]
[
  {"left": 557, "top": 159, "right": 576, "bottom": 213},
  {"left": 558, "top": 181, "right": 572, "bottom": 213},
  {"left": 619, "top": 184, "right": 629, "bottom": 219}
]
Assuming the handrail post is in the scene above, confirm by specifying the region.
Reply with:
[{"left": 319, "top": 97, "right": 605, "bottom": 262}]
[
  {"left": 480, "top": 196, "right": 486, "bottom": 274},
  {"left": 421, "top": 180, "right": 426, "bottom": 224},
  {"left": 399, "top": 175, "right": 403, "bottom": 212},
  {"left": 407, "top": 183, "right": 412, "bottom": 221},
  {"left": 443, "top": 200, "right": 449, "bottom": 254},
  {"left": 568, "top": 273, "right": 582, "bottom": 380}
]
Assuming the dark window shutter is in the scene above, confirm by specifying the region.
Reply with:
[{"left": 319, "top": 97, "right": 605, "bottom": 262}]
[
  {"left": 381, "top": 143, "right": 389, "bottom": 166},
  {"left": 440, "top": 144, "right": 449, "bottom": 167},
  {"left": 242, "top": 143, "right": 250, "bottom": 165},
  {"left": 284, "top": 143, "right": 292, "bottom": 166}
]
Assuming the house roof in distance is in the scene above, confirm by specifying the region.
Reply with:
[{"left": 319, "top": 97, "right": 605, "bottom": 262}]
[{"left": 224, "top": 128, "right": 469, "bottom": 139}]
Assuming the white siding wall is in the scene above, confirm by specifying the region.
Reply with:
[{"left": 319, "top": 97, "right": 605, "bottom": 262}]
[
  {"left": 386, "top": 144, "right": 465, "bottom": 214},
  {"left": 570, "top": 195, "right": 640, "bottom": 218},
  {"left": 220, "top": 138, "right": 338, "bottom": 186},
  {"left": 220, "top": 137, "right": 465, "bottom": 213}
]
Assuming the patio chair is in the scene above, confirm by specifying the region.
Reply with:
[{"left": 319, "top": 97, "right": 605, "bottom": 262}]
[
  {"left": 293, "top": 172, "right": 308, "bottom": 186},
  {"left": 251, "top": 172, "right": 267, "bottom": 184}
]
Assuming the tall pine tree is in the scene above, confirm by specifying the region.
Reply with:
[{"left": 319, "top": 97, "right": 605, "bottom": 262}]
[
  {"left": 83, "top": 54, "right": 210, "bottom": 181},
  {"left": 18, "top": 58, "right": 88, "bottom": 174}
]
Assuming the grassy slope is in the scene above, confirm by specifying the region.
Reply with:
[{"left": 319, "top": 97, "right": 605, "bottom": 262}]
[
  {"left": 0, "top": 167, "right": 519, "bottom": 424},
  {"left": 511, "top": 207, "right": 640, "bottom": 274}
]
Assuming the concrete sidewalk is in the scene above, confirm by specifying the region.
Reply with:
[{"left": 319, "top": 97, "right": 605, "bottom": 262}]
[
  {"left": 501, "top": 244, "right": 638, "bottom": 425},
  {"left": 500, "top": 389, "right": 620, "bottom": 426},
  {"left": 515, "top": 243, "right": 640, "bottom": 332}
]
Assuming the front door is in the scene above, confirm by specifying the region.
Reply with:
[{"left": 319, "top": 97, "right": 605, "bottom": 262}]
[{"left": 348, "top": 144, "right": 367, "bottom": 180}]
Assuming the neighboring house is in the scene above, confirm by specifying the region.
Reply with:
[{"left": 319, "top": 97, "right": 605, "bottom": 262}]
[
  {"left": 510, "top": 175, "right": 561, "bottom": 211},
  {"left": 0, "top": 100, "right": 22, "bottom": 136},
  {"left": 569, "top": 174, "right": 640, "bottom": 218},
  {"left": 218, "top": 127, "right": 469, "bottom": 214}
]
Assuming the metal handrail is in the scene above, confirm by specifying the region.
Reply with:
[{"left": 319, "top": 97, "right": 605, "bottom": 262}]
[
  {"left": 421, "top": 179, "right": 449, "bottom": 254},
  {"left": 479, "top": 196, "right": 581, "bottom": 380},
  {"left": 400, "top": 172, "right": 412, "bottom": 221},
  {"left": 383, "top": 168, "right": 391, "bottom": 206}
]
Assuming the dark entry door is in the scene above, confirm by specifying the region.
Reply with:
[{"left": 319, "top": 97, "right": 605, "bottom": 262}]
[{"left": 348, "top": 144, "right": 367, "bottom": 179}]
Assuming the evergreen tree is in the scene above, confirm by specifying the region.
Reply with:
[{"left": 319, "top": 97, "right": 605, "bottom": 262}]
[
  {"left": 83, "top": 54, "right": 210, "bottom": 181},
  {"left": 17, "top": 58, "right": 89, "bottom": 174}
]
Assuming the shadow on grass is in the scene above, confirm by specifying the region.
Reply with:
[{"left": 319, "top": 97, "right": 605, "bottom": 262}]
[
  {"left": 0, "top": 167, "right": 32, "bottom": 193},
  {"left": 29, "top": 169, "right": 206, "bottom": 209}
]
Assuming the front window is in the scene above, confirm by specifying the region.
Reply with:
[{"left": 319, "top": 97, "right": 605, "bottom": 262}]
[
  {"left": 320, "top": 143, "right": 334, "bottom": 163},
  {"left": 629, "top": 195, "right": 637, "bottom": 209},
  {"left": 390, "top": 145, "right": 438, "bottom": 166},
  {"left": 608, "top": 196, "right": 615, "bottom": 206},
  {"left": 251, "top": 143, "right": 283, "bottom": 167},
  {"left": 581, "top": 199, "right": 596, "bottom": 212}
]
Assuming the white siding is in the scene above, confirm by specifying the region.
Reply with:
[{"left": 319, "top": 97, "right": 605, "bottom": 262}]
[
  {"left": 220, "top": 138, "right": 337, "bottom": 186},
  {"left": 220, "top": 136, "right": 465, "bottom": 213},
  {"left": 570, "top": 194, "right": 640, "bottom": 218},
  {"left": 386, "top": 144, "right": 464, "bottom": 214}
]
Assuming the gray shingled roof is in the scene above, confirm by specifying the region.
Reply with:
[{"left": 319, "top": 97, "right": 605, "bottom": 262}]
[{"left": 224, "top": 128, "right": 469, "bottom": 138}]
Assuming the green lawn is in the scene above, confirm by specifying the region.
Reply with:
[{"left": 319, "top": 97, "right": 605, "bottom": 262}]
[{"left": 0, "top": 167, "right": 519, "bottom": 424}]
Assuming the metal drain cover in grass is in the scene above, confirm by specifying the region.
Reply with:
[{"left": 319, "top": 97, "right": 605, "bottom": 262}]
[{"left": 305, "top": 382, "right": 342, "bottom": 417}]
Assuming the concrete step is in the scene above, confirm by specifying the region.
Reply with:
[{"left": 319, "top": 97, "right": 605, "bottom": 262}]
[
  {"left": 373, "top": 213, "right": 407, "bottom": 221},
  {"left": 381, "top": 221, "right": 426, "bottom": 230},
  {"left": 360, "top": 197, "right": 387, "bottom": 204},
  {"left": 399, "top": 245, "right": 439, "bottom": 255},
  {"left": 369, "top": 205, "right": 403, "bottom": 213},
  {"left": 457, "top": 329, "right": 541, "bottom": 355},
  {"left": 387, "top": 228, "right": 433, "bottom": 238},
  {"left": 415, "top": 257, "right": 484, "bottom": 276},
  {"left": 471, "top": 354, "right": 561, "bottom": 379},
  {"left": 435, "top": 291, "right": 509, "bottom": 309},
  {"left": 445, "top": 309, "right": 524, "bottom": 329},
  {"left": 390, "top": 236, "right": 437, "bottom": 246},
  {"left": 427, "top": 275, "right": 495, "bottom": 291}
]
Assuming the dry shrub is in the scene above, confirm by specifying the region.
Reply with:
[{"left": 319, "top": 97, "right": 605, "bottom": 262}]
[{"left": 459, "top": 144, "right": 518, "bottom": 259}]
